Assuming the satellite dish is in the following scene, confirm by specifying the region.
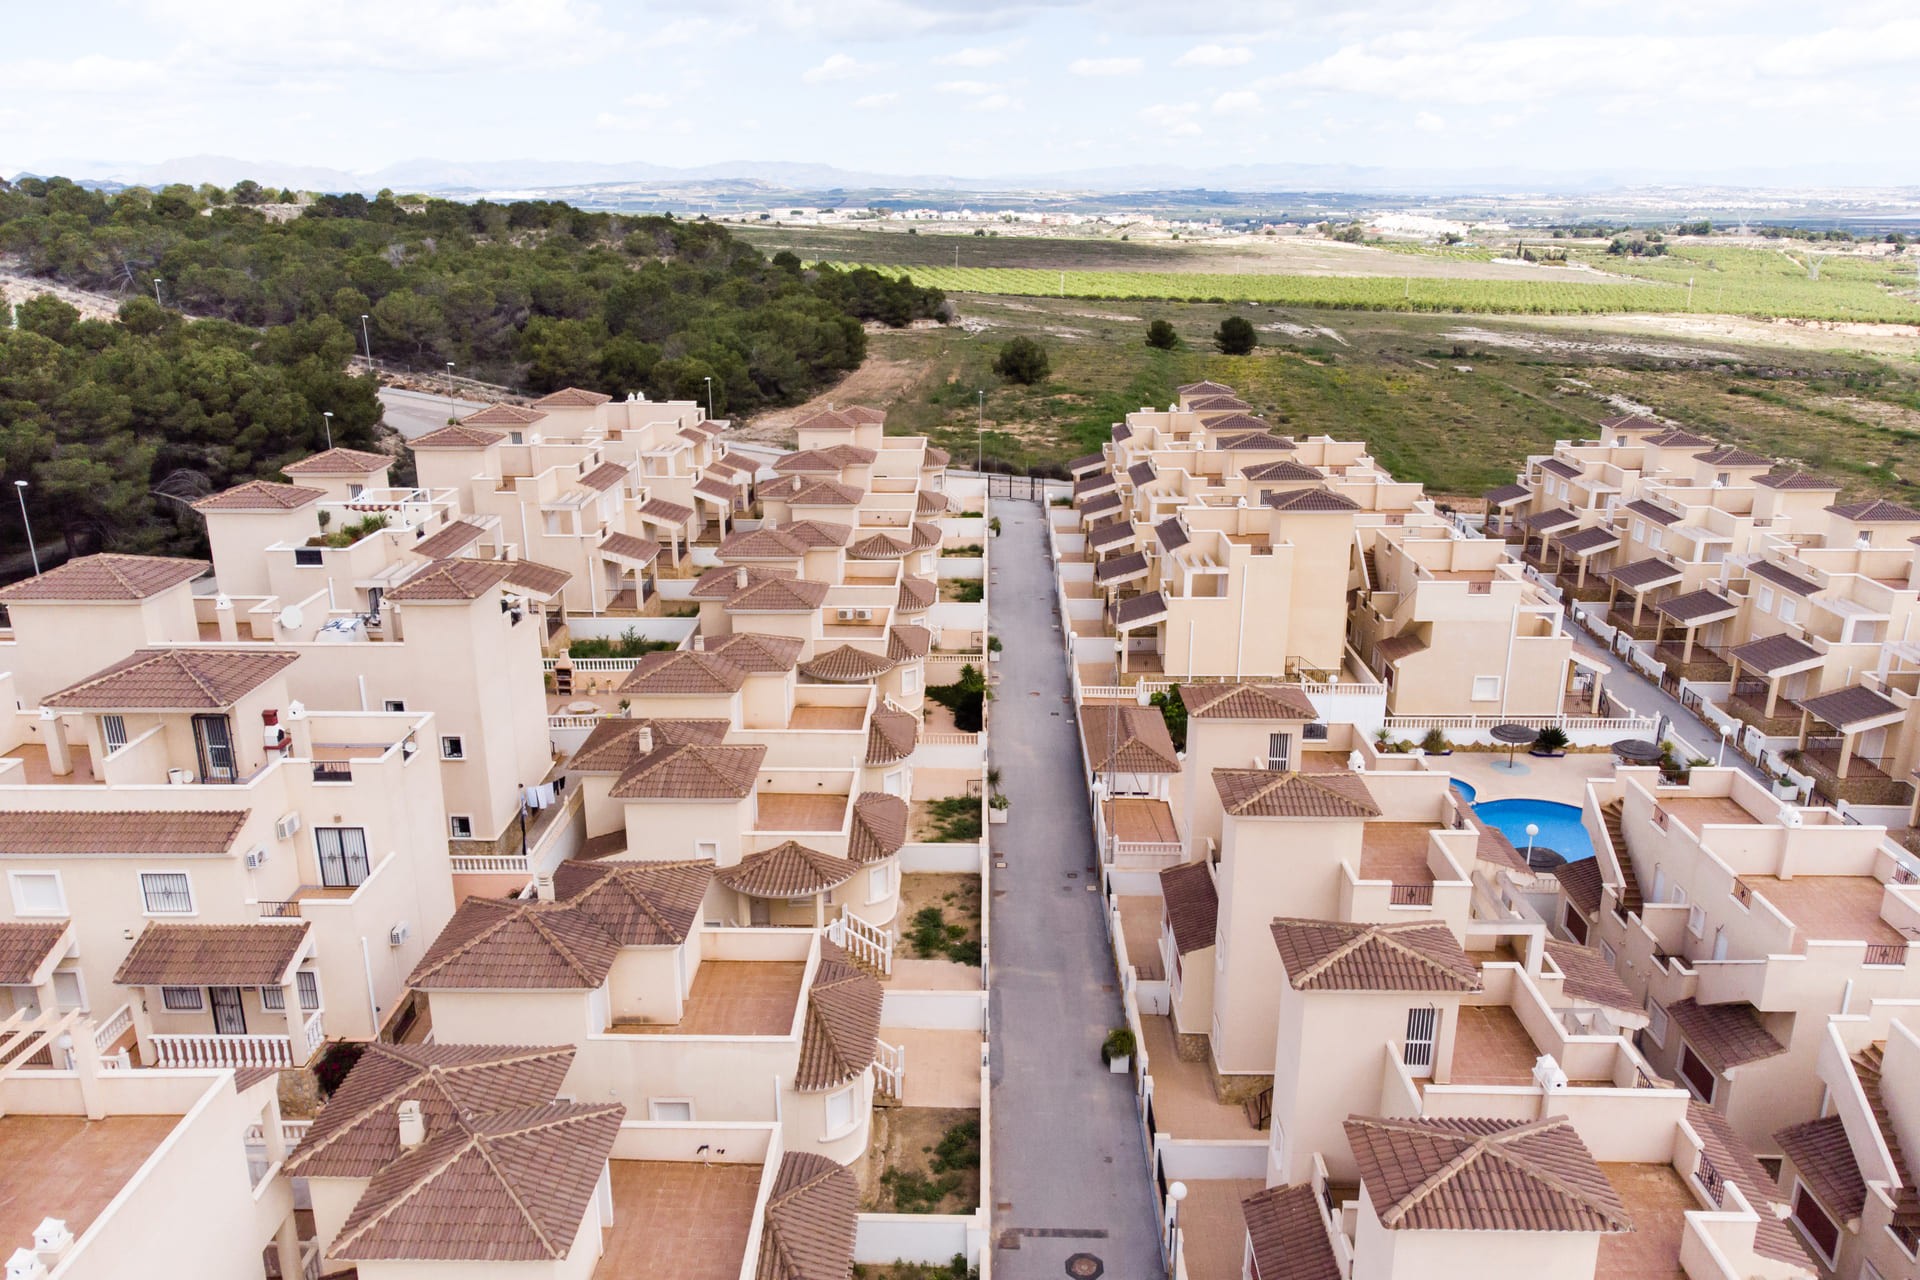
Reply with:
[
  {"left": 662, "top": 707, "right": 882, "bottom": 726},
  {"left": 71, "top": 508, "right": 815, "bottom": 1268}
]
[{"left": 278, "top": 605, "right": 305, "bottom": 632}]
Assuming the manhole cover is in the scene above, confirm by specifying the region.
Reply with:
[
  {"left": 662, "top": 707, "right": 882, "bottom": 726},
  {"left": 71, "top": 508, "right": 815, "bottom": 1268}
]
[{"left": 1065, "top": 1253, "right": 1104, "bottom": 1279}]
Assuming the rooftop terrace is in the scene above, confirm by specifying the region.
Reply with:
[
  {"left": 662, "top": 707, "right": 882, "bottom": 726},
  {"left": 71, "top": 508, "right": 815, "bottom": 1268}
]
[
  {"left": 0, "top": 1114, "right": 176, "bottom": 1250},
  {"left": 611, "top": 961, "right": 805, "bottom": 1036},
  {"left": 755, "top": 793, "right": 848, "bottom": 833},
  {"left": 1740, "top": 872, "right": 1908, "bottom": 949},
  {"left": 1597, "top": 1163, "right": 1691, "bottom": 1280},
  {"left": 593, "top": 1160, "right": 761, "bottom": 1280}
]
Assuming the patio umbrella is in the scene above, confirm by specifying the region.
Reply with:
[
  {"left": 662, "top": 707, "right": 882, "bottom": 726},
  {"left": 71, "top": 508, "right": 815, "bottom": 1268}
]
[
  {"left": 1490, "top": 723, "right": 1540, "bottom": 773},
  {"left": 1611, "top": 738, "right": 1663, "bottom": 765}
]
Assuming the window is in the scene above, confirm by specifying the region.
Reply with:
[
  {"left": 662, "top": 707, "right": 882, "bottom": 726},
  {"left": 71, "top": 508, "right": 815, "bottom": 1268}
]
[
  {"left": 1601, "top": 939, "right": 1618, "bottom": 967},
  {"left": 1754, "top": 586, "right": 1775, "bottom": 613},
  {"left": 140, "top": 872, "right": 194, "bottom": 915},
  {"left": 449, "top": 815, "right": 474, "bottom": 839},
  {"left": 1402, "top": 1006, "right": 1439, "bottom": 1077},
  {"left": 1303, "top": 723, "right": 1329, "bottom": 741},
  {"left": 509, "top": 431, "right": 524, "bottom": 445},
  {"left": 696, "top": 840, "right": 719, "bottom": 862},
  {"left": 293, "top": 547, "right": 323, "bottom": 567},
  {"left": 649, "top": 1099, "right": 694, "bottom": 1122},
  {"left": 1652, "top": 865, "right": 1668, "bottom": 903},
  {"left": 1669, "top": 883, "right": 1688, "bottom": 907},
  {"left": 51, "top": 970, "right": 84, "bottom": 1012},
  {"left": 1791, "top": 1183, "right": 1841, "bottom": 1265},
  {"left": 1779, "top": 598, "right": 1798, "bottom": 625},
  {"left": 1678, "top": 1044, "right": 1717, "bottom": 1102},
  {"left": 1646, "top": 1000, "right": 1669, "bottom": 1047},
  {"left": 316, "top": 827, "right": 371, "bottom": 888},
  {"left": 1649, "top": 531, "right": 1665, "bottom": 552},
  {"left": 101, "top": 714, "right": 128, "bottom": 753},
  {"left": 261, "top": 972, "right": 321, "bottom": 1012},
  {"left": 383, "top": 699, "right": 407, "bottom": 713},
  {"left": 1632, "top": 521, "right": 1646, "bottom": 542},
  {"left": 1266, "top": 732, "right": 1292, "bottom": 772},
  {"left": 867, "top": 865, "right": 891, "bottom": 905},
  {"left": 8, "top": 871, "right": 64, "bottom": 916},
  {"left": 1563, "top": 903, "right": 1589, "bottom": 944},
  {"left": 901, "top": 668, "right": 920, "bottom": 695},
  {"left": 1471, "top": 675, "right": 1500, "bottom": 702},
  {"left": 440, "top": 735, "right": 465, "bottom": 760},
  {"left": 824, "top": 1085, "right": 856, "bottom": 1137},
  {"left": 160, "top": 986, "right": 204, "bottom": 1011},
  {"left": 1687, "top": 904, "right": 1706, "bottom": 938}
]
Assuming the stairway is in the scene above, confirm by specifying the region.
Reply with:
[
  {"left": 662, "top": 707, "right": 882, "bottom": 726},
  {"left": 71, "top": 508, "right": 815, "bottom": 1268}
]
[
  {"left": 1853, "top": 1044, "right": 1920, "bottom": 1244},
  {"left": 1600, "top": 801, "right": 1644, "bottom": 915},
  {"left": 1362, "top": 548, "right": 1379, "bottom": 592}
]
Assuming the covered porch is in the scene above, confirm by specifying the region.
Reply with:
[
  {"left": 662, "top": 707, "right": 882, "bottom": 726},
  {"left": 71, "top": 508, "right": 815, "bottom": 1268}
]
[
  {"left": 1650, "top": 589, "right": 1737, "bottom": 683},
  {"left": 1793, "top": 685, "right": 1915, "bottom": 810},
  {"left": 1550, "top": 525, "right": 1621, "bottom": 601},
  {"left": 1604, "top": 558, "right": 1683, "bottom": 640},
  {"left": 114, "top": 921, "right": 327, "bottom": 1069},
  {"left": 1722, "top": 634, "right": 1823, "bottom": 737}
]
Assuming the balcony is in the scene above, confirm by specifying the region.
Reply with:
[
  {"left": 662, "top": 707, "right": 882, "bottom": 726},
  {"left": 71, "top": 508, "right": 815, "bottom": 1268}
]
[
  {"left": 149, "top": 1009, "right": 324, "bottom": 1070},
  {"left": 1720, "top": 683, "right": 1801, "bottom": 737},
  {"left": 1556, "top": 569, "right": 1611, "bottom": 602},
  {"left": 1798, "top": 742, "right": 1915, "bottom": 808},
  {"left": 1654, "top": 642, "right": 1731, "bottom": 683},
  {"left": 1605, "top": 606, "right": 1661, "bottom": 641}
]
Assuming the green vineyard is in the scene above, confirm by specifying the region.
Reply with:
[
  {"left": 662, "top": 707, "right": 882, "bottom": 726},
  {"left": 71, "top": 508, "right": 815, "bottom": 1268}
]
[{"left": 829, "top": 248, "right": 1920, "bottom": 323}]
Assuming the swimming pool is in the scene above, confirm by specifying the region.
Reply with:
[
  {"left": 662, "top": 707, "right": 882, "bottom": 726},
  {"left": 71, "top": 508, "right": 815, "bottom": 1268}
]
[
  {"left": 1449, "top": 778, "right": 1477, "bottom": 803},
  {"left": 1471, "top": 797, "right": 1594, "bottom": 864}
]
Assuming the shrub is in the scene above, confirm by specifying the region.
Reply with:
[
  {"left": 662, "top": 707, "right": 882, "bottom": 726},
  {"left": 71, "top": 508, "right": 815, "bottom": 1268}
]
[
  {"left": 1534, "top": 726, "right": 1570, "bottom": 753},
  {"left": 923, "top": 796, "right": 982, "bottom": 841},
  {"left": 1102, "top": 1027, "right": 1137, "bottom": 1062},
  {"left": 568, "top": 627, "right": 677, "bottom": 659},
  {"left": 926, "top": 665, "right": 987, "bottom": 731},
  {"left": 1214, "top": 316, "right": 1257, "bottom": 355},
  {"left": 946, "top": 579, "right": 983, "bottom": 603},
  {"left": 1150, "top": 687, "right": 1188, "bottom": 751},
  {"left": 1421, "top": 727, "right": 1450, "bottom": 754},
  {"left": 1145, "top": 319, "right": 1180, "bottom": 350},
  {"left": 992, "top": 336, "right": 1050, "bottom": 385}
]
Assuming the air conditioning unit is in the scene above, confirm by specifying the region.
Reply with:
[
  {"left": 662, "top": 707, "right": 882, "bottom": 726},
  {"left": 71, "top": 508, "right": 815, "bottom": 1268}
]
[
  {"left": 166, "top": 768, "right": 192, "bottom": 786},
  {"left": 854, "top": 608, "right": 873, "bottom": 621},
  {"left": 388, "top": 921, "right": 411, "bottom": 947},
  {"left": 275, "top": 812, "right": 302, "bottom": 841},
  {"left": 836, "top": 608, "right": 855, "bottom": 621},
  {"left": 244, "top": 848, "right": 268, "bottom": 870}
]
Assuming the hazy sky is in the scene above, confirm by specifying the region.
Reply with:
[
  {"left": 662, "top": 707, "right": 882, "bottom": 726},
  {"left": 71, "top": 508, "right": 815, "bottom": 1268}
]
[{"left": 7, "top": 1, "right": 1920, "bottom": 180}]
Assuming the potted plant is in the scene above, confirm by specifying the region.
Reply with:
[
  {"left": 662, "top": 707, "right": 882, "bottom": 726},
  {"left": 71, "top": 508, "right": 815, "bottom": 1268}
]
[
  {"left": 1420, "top": 727, "right": 1452, "bottom": 757},
  {"left": 1101, "top": 1026, "right": 1136, "bottom": 1074},
  {"left": 1771, "top": 772, "right": 1798, "bottom": 800},
  {"left": 988, "top": 793, "right": 1010, "bottom": 824},
  {"left": 1531, "top": 726, "right": 1570, "bottom": 758},
  {"left": 987, "top": 634, "right": 1003, "bottom": 662},
  {"left": 1373, "top": 726, "right": 1393, "bottom": 750}
]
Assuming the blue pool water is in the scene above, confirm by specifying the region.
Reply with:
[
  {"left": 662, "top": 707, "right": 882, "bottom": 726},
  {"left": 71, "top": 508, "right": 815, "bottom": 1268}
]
[
  {"left": 1471, "top": 797, "right": 1594, "bottom": 864},
  {"left": 1449, "top": 778, "right": 1477, "bottom": 803}
]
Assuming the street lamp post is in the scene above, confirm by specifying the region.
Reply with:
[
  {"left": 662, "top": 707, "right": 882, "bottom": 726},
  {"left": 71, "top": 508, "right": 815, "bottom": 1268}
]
[
  {"left": 1524, "top": 822, "right": 1540, "bottom": 865},
  {"left": 1717, "top": 725, "right": 1730, "bottom": 766},
  {"left": 703, "top": 376, "right": 714, "bottom": 423},
  {"left": 445, "top": 363, "right": 456, "bottom": 420},
  {"left": 976, "top": 390, "right": 985, "bottom": 473},
  {"left": 13, "top": 481, "right": 39, "bottom": 576},
  {"left": 322, "top": 411, "right": 334, "bottom": 450},
  {"left": 152, "top": 277, "right": 163, "bottom": 306},
  {"left": 1165, "top": 1181, "right": 1188, "bottom": 1279},
  {"left": 359, "top": 314, "right": 374, "bottom": 371}
]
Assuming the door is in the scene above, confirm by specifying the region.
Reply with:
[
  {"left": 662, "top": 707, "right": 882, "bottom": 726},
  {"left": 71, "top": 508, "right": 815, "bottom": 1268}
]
[
  {"left": 1403, "top": 1006, "right": 1439, "bottom": 1078},
  {"left": 209, "top": 986, "right": 247, "bottom": 1036},
  {"left": 193, "top": 714, "right": 237, "bottom": 782},
  {"left": 749, "top": 899, "right": 771, "bottom": 927},
  {"left": 317, "top": 827, "right": 372, "bottom": 887}
]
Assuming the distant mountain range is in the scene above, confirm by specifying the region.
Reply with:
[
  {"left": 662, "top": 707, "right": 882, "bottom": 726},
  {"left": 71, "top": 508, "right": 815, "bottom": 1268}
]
[{"left": 10, "top": 154, "right": 1920, "bottom": 207}]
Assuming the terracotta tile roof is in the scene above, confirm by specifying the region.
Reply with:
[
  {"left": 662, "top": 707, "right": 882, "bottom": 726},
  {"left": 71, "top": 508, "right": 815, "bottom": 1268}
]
[
  {"left": 532, "top": 386, "right": 612, "bottom": 408},
  {"left": 1218, "top": 432, "right": 1298, "bottom": 452},
  {"left": 408, "top": 897, "right": 620, "bottom": 990},
  {"left": 1799, "top": 684, "right": 1902, "bottom": 731},
  {"left": 1776, "top": 1116, "right": 1866, "bottom": 1219},
  {"left": 331, "top": 1101, "right": 624, "bottom": 1262},
  {"left": 46, "top": 647, "right": 297, "bottom": 710},
  {"left": 896, "top": 577, "right": 936, "bottom": 612},
  {"left": 1159, "top": 862, "right": 1216, "bottom": 955},
  {"left": 1554, "top": 525, "right": 1619, "bottom": 556},
  {"left": 1126, "top": 461, "right": 1156, "bottom": 487},
  {"left": 1555, "top": 857, "right": 1604, "bottom": 918},
  {"left": 1606, "top": 558, "right": 1682, "bottom": 591},
  {"left": 922, "top": 445, "right": 950, "bottom": 467},
  {"left": 598, "top": 531, "right": 661, "bottom": 564},
  {"left": 619, "top": 649, "right": 750, "bottom": 694},
  {"left": 692, "top": 563, "right": 797, "bottom": 599},
  {"left": 1624, "top": 498, "right": 1681, "bottom": 527},
  {"left": 1178, "top": 379, "right": 1237, "bottom": 396},
  {"left": 1094, "top": 550, "right": 1150, "bottom": 585},
  {"left": 1200, "top": 412, "right": 1273, "bottom": 434},
  {"left": 194, "top": 478, "right": 327, "bottom": 512},
  {"left": 637, "top": 497, "right": 695, "bottom": 526},
  {"left": 916, "top": 489, "right": 951, "bottom": 516},
  {"left": 793, "top": 408, "right": 855, "bottom": 432},
  {"left": 1728, "top": 633, "right": 1821, "bottom": 676},
  {"left": 1598, "top": 414, "right": 1665, "bottom": 433},
  {"left": 499, "top": 558, "right": 573, "bottom": 598},
  {"left": 849, "top": 792, "right": 908, "bottom": 864},
  {"left": 867, "top": 709, "right": 918, "bottom": 765},
  {"left": 1666, "top": 998, "right": 1786, "bottom": 1070},
  {"left": 0, "top": 921, "right": 68, "bottom": 984},
  {"left": 1694, "top": 446, "right": 1774, "bottom": 468},
  {"left": 1080, "top": 704, "right": 1181, "bottom": 773},
  {"left": 722, "top": 526, "right": 810, "bottom": 559},
  {"left": 566, "top": 718, "right": 731, "bottom": 773},
  {"left": 1266, "top": 486, "right": 1361, "bottom": 513},
  {"left": 283, "top": 447, "right": 392, "bottom": 476},
  {"left": 457, "top": 403, "right": 545, "bottom": 426},
  {"left": 1271, "top": 918, "right": 1481, "bottom": 993},
  {"left": 1215, "top": 770, "right": 1379, "bottom": 819},
  {"left": 411, "top": 422, "right": 507, "bottom": 448},
  {"left": 579, "top": 461, "right": 628, "bottom": 491},
  {"left": 0, "top": 553, "right": 207, "bottom": 602},
  {"left": 909, "top": 521, "right": 942, "bottom": 551},
  {"left": 1241, "top": 1184, "right": 1340, "bottom": 1280},
  {"left": 783, "top": 520, "right": 854, "bottom": 548},
  {"left": 1068, "top": 452, "right": 1107, "bottom": 475},
  {"left": 1110, "top": 423, "right": 1132, "bottom": 443},
  {"left": 726, "top": 576, "right": 831, "bottom": 613},
  {"left": 1154, "top": 518, "right": 1189, "bottom": 552},
  {"left": 1739, "top": 565, "right": 1819, "bottom": 608},
  {"left": 288, "top": 1044, "right": 576, "bottom": 1178},
  {"left": 696, "top": 475, "right": 742, "bottom": 504},
  {"left": 387, "top": 558, "right": 515, "bottom": 601},
  {"left": 1180, "top": 682, "right": 1320, "bottom": 720},
  {"left": 799, "top": 645, "right": 897, "bottom": 682},
  {"left": 781, "top": 479, "right": 865, "bottom": 506},
  {"left": 1539, "top": 457, "right": 1582, "bottom": 480},
  {"left": 703, "top": 632, "right": 806, "bottom": 673},
  {"left": 1689, "top": 1100, "right": 1811, "bottom": 1266},
  {"left": 718, "top": 842, "right": 856, "bottom": 897},
  {"left": 1523, "top": 506, "right": 1580, "bottom": 532},
  {"left": 1754, "top": 467, "right": 1839, "bottom": 491},
  {"left": 411, "top": 517, "right": 489, "bottom": 559},
  {"left": 847, "top": 531, "right": 912, "bottom": 560},
  {"left": 771, "top": 449, "right": 846, "bottom": 475},
  {"left": 610, "top": 742, "right": 766, "bottom": 800},
  {"left": 1073, "top": 473, "right": 1118, "bottom": 499},
  {"left": 0, "top": 809, "right": 248, "bottom": 856},
  {"left": 1654, "top": 588, "right": 1737, "bottom": 626},
  {"left": 1483, "top": 483, "right": 1531, "bottom": 507},
  {"left": 1087, "top": 520, "right": 1136, "bottom": 552},
  {"left": 1373, "top": 634, "right": 1427, "bottom": 666},
  {"left": 1243, "top": 459, "right": 1324, "bottom": 483},
  {"left": 1643, "top": 428, "right": 1715, "bottom": 449},
  {"left": 1544, "top": 940, "right": 1637, "bottom": 1013},
  {"left": 888, "top": 624, "right": 932, "bottom": 662},
  {"left": 1831, "top": 497, "right": 1920, "bottom": 523},
  {"left": 551, "top": 860, "right": 713, "bottom": 946},
  {"left": 1113, "top": 591, "right": 1168, "bottom": 627},
  {"left": 705, "top": 455, "right": 752, "bottom": 477},
  {"left": 115, "top": 921, "right": 309, "bottom": 986},
  {"left": 757, "top": 1151, "right": 860, "bottom": 1280},
  {"left": 1187, "top": 395, "right": 1250, "bottom": 411},
  {"left": 1344, "top": 1115, "right": 1630, "bottom": 1233},
  {"left": 797, "top": 942, "right": 882, "bottom": 1090}
]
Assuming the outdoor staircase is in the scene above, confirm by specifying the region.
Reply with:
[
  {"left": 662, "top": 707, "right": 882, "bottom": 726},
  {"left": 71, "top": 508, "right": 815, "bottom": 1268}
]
[
  {"left": 1600, "top": 801, "right": 1644, "bottom": 915},
  {"left": 1361, "top": 548, "right": 1379, "bottom": 593},
  {"left": 1853, "top": 1044, "right": 1920, "bottom": 1244}
]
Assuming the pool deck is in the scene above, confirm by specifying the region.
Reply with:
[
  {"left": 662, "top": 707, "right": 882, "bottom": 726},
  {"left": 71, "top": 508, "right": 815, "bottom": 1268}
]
[{"left": 1441, "top": 750, "right": 1618, "bottom": 808}]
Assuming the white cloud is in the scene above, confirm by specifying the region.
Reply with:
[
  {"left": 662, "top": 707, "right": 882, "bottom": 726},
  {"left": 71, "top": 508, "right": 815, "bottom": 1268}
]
[
  {"left": 594, "top": 111, "right": 691, "bottom": 134},
  {"left": 936, "top": 41, "right": 1021, "bottom": 67},
  {"left": 1137, "top": 102, "right": 1202, "bottom": 136},
  {"left": 1177, "top": 43, "right": 1252, "bottom": 67},
  {"left": 1071, "top": 56, "right": 1145, "bottom": 77},
  {"left": 1414, "top": 110, "right": 1445, "bottom": 132},
  {"left": 855, "top": 92, "right": 900, "bottom": 109},
  {"left": 937, "top": 79, "right": 1004, "bottom": 96},
  {"left": 973, "top": 93, "right": 1018, "bottom": 112},
  {"left": 1213, "top": 89, "right": 1261, "bottom": 113},
  {"left": 639, "top": 16, "right": 755, "bottom": 48},
  {"left": 622, "top": 92, "right": 670, "bottom": 110},
  {"left": 801, "top": 52, "right": 874, "bottom": 83}
]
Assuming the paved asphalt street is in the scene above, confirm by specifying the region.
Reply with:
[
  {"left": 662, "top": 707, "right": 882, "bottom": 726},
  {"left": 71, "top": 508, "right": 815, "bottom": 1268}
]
[
  {"left": 988, "top": 496, "right": 1164, "bottom": 1279},
  {"left": 376, "top": 387, "right": 489, "bottom": 439}
]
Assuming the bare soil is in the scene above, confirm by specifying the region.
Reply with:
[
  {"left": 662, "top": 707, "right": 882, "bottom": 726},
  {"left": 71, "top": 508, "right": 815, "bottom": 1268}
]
[
  {"left": 858, "top": 1105, "right": 981, "bottom": 1214},
  {"left": 899, "top": 873, "right": 981, "bottom": 957},
  {"left": 734, "top": 354, "right": 927, "bottom": 446}
]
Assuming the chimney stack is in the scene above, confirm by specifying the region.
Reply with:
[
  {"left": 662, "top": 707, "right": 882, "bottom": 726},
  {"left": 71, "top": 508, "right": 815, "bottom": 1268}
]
[
  {"left": 533, "top": 873, "right": 556, "bottom": 903},
  {"left": 397, "top": 1100, "right": 426, "bottom": 1150},
  {"left": 30, "top": 1222, "right": 70, "bottom": 1271},
  {"left": 735, "top": 567, "right": 749, "bottom": 590},
  {"left": 6, "top": 1248, "right": 46, "bottom": 1280}
]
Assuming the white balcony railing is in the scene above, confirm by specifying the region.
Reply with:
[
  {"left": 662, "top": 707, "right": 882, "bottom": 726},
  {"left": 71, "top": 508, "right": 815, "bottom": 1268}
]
[
  {"left": 874, "top": 1037, "right": 906, "bottom": 1101},
  {"left": 1110, "top": 841, "right": 1185, "bottom": 870},
  {"left": 827, "top": 908, "right": 893, "bottom": 976},
  {"left": 92, "top": 1003, "right": 134, "bottom": 1053},
  {"left": 450, "top": 853, "right": 532, "bottom": 874},
  {"left": 152, "top": 1031, "right": 295, "bottom": 1069}
]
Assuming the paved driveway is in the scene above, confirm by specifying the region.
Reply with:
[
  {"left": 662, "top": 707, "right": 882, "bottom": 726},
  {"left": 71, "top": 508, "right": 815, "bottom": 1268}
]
[{"left": 988, "top": 498, "right": 1164, "bottom": 1278}]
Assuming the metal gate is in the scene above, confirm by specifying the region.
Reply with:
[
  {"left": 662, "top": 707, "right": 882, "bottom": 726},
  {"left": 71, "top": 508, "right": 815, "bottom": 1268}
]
[{"left": 986, "top": 472, "right": 1044, "bottom": 502}]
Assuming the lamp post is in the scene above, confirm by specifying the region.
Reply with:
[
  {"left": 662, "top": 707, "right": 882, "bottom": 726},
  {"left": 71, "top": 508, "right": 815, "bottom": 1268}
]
[
  {"left": 152, "top": 277, "right": 163, "bottom": 306},
  {"left": 703, "top": 376, "right": 714, "bottom": 423},
  {"left": 1717, "top": 725, "right": 1730, "bottom": 766},
  {"left": 322, "top": 412, "right": 334, "bottom": 450},
  {"left": 1166, "top": 1181, "right": 1188, "bottom": 1279},
  {"left": 445, "top": 362, "right": 456, "bottom": 420},
  {"left": 13, "top": 481, "right": 39, "bottom": 576},
  {"left": 359, "top": 314, "right": 373, "bottom": 371},
  {"left": 976, "top": 390, "right": 985, "bottom": 473},
  {"left": 1524, "top": 822, "right": 1540, "bottom": 863}
]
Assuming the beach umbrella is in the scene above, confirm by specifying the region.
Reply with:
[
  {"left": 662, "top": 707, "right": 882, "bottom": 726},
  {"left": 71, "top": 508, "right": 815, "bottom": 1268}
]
[
  {"left": 1612, "top": 738, "right": 1663, "bottom": 765},
  {"left": 1490, "top": 723, "right": 1540, "bottom": 772}
]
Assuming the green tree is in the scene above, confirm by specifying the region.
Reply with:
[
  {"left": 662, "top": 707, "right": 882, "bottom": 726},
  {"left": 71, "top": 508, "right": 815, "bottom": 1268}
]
[
  {"left": 1213, "top": 316, "right": 1257, "bottom": 355},
  {"left": 1145, "top": 319, "right": 1180, "bottom": 350},
  {"left": 992, "top": 336, "right": 1050, "bottom": 385}
]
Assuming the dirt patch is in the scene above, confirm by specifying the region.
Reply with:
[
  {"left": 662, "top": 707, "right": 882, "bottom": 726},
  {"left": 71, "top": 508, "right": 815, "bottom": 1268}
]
[
  {"left": 859, "top": 1106, "right": 981, "bottom": 1214},
  {"left": 899, "top": 874, "right": 981, "bottom": 959},
  {"left": 734, "top": 354, "right": 928, "bottom": 446},
  {"left": 1442, "top": 324, "right": 1743, "bottom": 362},
  {"left": 0, "top": 269, "right": 124, "bottom": 321}
]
